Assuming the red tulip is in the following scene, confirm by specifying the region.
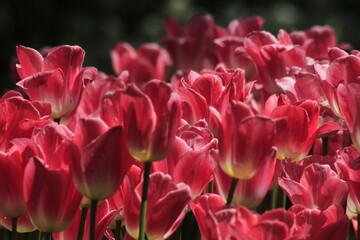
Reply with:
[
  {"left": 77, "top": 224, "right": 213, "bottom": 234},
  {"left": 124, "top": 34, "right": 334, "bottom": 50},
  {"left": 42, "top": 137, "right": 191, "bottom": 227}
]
[
  {"left": 214, "top": 16, "right": 263, "bottom": 76},
  {"left": 23, "top": 123, "right": 82, "bottom": 233},
  {"left": 190, "top": 193, "right": 225, "bottom": 240},
  {"left": 0, "top": 91, "right": 50, "bottom": 151},
  {"left": 16, "top": 45, "right": 97, "bottom": 119},
  {"left": 121, "top": 80, "right": 181, "bottom": 162},
  {"left": 213, "top": 101, "right": 276, "bottom": 179},
  {"left": 161, "top": 14, "right": 216, "bottom": 71},
  {"left": 0, "top": 138, "right": 42, "bottom": 218},
  {"left": 62, "top": 72, "right": 127, "bottom": 129},
  {"left": 213, "top": 148, "right": 276, "bottom": 207},
  {"left": 289, "top": 204, "right": 349, "bottom": 240},
  {"left": 336, "top": 146, "right": 360, "bottom": 214},
  {"left": 152, "top": 119, "right": 217, "bottom": 198},
  {"left": 315, "top": 51, "right": 360, "bottom": 119},
  {"left": 122, "top": 166, "right": 191, "bottom": 240},
  {"left": 111, "top": 42, "right": 171, "bottom": 86},
  {"left": 0, "top": 215, "right": 36, "bottom": 233},
  {"left": 279, "top": 158, "right": 348, "bottom": 210},
  {"left": 270, "top": 100, "right": 343, "bottom": 161},
  {"left": 243, "top": 31, "right": 306, "bottom": 94},
  {"left": 290, "top": 26, "right": 337, "bottom": 60},
  {"left": 338, "top": 83, "right": 360, "bottom": 151},
  {"left": 24, "top": 157, "right": 82, "bottom": 233},
  {"left": 71, "top": 117, "right": 129, "bottom": 200}
]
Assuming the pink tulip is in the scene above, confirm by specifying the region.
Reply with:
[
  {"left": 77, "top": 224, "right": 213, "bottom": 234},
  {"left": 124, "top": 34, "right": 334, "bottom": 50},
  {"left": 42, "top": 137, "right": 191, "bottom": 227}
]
[
  {"left": 161, "top": 14, "right": 216, "bottom": 71},
  {"left": 190, "top": 193, "right": 225, "bottom": 240},
  {"left": 0, "top": 91, "right": 50, "bottom": 151},
  {"left": 243, "top": 31, "right": 306, "bottom": 94},
  {"left": 111, "top": 42, "right": 172, "bottom": 86},
  {"left": 16, "top": 45, "right": 97, "bottom": 119},
  {"left": 71, "top": 117, "right": 130, "bottom": 200},
  {"left": 289, "top": 204, "right": 349, "bottom": 240},
  {"left": 23, "top": 123, "right": 82, "bottom": 233},
  {"left": 270, "top": 100, "right": 343, "bottom": 161},
  {"left": 290, "top": 26, "right": 337, "bottom": 60},
  {"left": 122, "top": 166, "right": 191, "bottom": 240},
  {"left": 213, "top": 101, "right": 276, "bottom": 179},
  {"left": 279, "top": 157, "right": 348, "bottom": 210},
  {"left": 152, "top": 119, "right": 217, "bottom": 198},
  {"left": 121, "top": 80, "right": 181, "bottom": 162},
  {"left": 213, "top": 148, "right": 276, "bottom": 208},
  {"left": 0, "top": 215, "right": 36, "bottom": 233},
  {"left": 338, "top": 83, "right": 360, "bottom": 152},
  {"left": 336, "top": 146, "right": 360, "bottom": 214}
]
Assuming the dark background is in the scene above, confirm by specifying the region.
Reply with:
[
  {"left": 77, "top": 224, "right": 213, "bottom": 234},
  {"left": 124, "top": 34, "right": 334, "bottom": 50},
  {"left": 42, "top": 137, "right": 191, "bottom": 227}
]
[{"left": 1, "top": 0, "right": 360, "bottom": 92}]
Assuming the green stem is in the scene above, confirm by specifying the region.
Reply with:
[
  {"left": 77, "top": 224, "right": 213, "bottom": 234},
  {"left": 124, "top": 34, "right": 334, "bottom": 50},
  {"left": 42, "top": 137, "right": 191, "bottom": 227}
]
[
  {"left": 90, "top": 199, "right": 98, "bottom": 240},
  {"left": 41, "top": 232, "right": 51, "bottom": 240},
  {"left": 139, "top": 161, "right": 151, "bottom": 240},
  {"left": 53, "top": 118, "right": 61, "bottom": 124},
  {"left": 271, "top": 188, "right": 279, "bottom": 210},
  {"left": 77, "top": 207, "right": 88, "bottom": 240},
  {"left": 207, "top": 180, "right": 214, "bottom": 194},
  {"left": 282, "top": 189, "right": 287, "bottom": 209},
  {"left": 357, "top": 214, "right": 360, "bottom": 240},
  {"left": 322, "top": 137, "right": 329, "bottom": 156},
  {"left": 226, "top": 178, "right": 239, "bottom": 206},
  {"left": 12, "top": 217, "right": 17, "bottom": 240},
  {"left": 115, "top": 220, "right": 122, "bottom": 240}
]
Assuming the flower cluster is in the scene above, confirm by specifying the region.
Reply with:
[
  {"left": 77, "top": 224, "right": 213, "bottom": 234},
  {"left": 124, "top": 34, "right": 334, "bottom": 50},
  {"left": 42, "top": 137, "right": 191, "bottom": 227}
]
[{"left": 2, "top": 14, "right": 360, "bottom": 240}]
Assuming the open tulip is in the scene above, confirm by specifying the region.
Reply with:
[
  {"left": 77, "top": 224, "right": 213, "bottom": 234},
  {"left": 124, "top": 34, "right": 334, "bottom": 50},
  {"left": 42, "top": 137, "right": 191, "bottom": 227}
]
[
  {"left": 279, "top": 158, "right": 348, "bottom": 210},
  {"left": 0, "top": 91, "right": 50, "bottom": 151},
  {"left": 336, "top": 146, "right": 360, "bottom": 214},
  {"left": 16, "top": 45, "right": 97, "bottom": 119}
]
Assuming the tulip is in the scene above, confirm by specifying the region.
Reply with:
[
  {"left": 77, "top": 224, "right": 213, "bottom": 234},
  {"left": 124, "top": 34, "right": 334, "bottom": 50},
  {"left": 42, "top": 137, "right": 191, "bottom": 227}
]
[
  {"left": 336, "top": 146, "right": 360, "bottom": 214},
  {"left": 338, "top": 83, "right": 360, "bottom": 152},
  {"left": 213, "top": 148, "right": 277, "bottom": 208},
  {"left": 270, "top": 100, "right": 343, "bottom": 161},
  {"left": 0, "top": 91, "right": 50, "bottom": 151},
  {"left": 189, "top": 193, "right": 225, "bottom": 240},
  {"left": 215, "top": 101, "right": 276, "bottom": 180},
  {"left": 289, "top": 204, "right": 349, "bottom": 240},
  {"left": 161, "top": 14, "right": 216, "bottom": 71},
  {"left": 24, "top": 157, "right": 82, "bottom": 233},
  {"left": 16, "top": 45, "right": 97, "bottom": 119},
  {"left": 290, "top": 26, "right": 337, "bottom": 60},
  {"left": 122, "top": 166, "right": 191, "bottom": 240},
  {"left": 121, "top": 80, "right": 181, "bottom": 162},
  {"left": 71, "top": 118, "right": 126, "bottom": 200},
  {"left": 152, "top": 119, "right": 217, "bottom": 198},
  {"left": 243, "top": 31, "right": 306, "bottom": 94},
  {"left": 23, "top": 123, "right": 82, "bottom": 233},
  {"left": 111, "top": 42, "right": 172, "bottom": 86},
  {"left": 279, "top": 159, "right": 348, "bottom": 210}
]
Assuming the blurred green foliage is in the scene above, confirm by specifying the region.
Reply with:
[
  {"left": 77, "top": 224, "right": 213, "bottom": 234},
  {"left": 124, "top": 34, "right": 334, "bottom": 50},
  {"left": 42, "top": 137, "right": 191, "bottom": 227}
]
[{"left": 1, "top": 0, "right": 359, "bottom": 91}]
